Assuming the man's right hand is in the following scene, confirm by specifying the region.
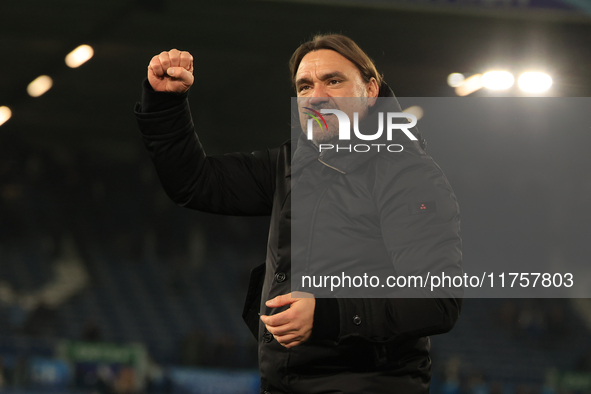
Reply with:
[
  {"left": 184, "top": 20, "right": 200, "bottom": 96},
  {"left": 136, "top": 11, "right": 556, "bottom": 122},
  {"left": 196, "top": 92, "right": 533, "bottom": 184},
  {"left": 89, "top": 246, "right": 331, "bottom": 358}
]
[{"left": 147, "top": 49, "right": 194, "bottom": 93}]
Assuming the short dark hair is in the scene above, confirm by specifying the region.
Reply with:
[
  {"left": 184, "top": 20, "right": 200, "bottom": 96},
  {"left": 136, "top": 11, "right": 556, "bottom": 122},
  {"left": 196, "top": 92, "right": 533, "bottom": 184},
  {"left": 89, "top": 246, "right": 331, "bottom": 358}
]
[{"left": 289, "top": 34, "right": 383, "bottom": 89}]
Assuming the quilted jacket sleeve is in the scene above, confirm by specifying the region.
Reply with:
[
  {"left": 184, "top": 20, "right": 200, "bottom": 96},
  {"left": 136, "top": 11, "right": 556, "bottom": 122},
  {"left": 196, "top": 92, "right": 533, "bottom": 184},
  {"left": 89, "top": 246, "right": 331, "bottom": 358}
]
[{"left": 134, "top": 81, "right": 277, "bottom": 216}]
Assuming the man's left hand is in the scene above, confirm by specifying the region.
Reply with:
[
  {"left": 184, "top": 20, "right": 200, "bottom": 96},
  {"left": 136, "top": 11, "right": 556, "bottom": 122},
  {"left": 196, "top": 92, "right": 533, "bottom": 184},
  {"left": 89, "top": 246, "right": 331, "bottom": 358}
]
[{"left": 260, "top": 293, "right": 315, "bottom": 348}]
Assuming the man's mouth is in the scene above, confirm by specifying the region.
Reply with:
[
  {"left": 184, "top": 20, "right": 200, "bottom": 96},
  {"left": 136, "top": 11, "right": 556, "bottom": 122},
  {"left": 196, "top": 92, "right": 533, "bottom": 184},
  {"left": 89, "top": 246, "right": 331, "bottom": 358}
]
[{"left": 304, "top": 112, "right": 334, "bottom": 118}]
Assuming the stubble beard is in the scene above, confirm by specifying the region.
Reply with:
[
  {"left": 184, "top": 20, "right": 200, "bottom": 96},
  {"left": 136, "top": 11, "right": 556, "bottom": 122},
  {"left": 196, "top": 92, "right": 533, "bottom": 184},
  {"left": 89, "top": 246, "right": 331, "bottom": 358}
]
[
  {"left": 305, "top": 115, "right": 340, "bottom": 148},
  {"left": 310, "top": 128, "right": 338, "bottom": 148}
]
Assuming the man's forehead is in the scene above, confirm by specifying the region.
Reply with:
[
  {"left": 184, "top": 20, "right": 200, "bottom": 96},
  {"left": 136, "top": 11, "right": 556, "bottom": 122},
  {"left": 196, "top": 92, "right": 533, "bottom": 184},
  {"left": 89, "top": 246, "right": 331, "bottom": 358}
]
[{"left": 296, "top": 49, "right": 361, "bottom": 80}]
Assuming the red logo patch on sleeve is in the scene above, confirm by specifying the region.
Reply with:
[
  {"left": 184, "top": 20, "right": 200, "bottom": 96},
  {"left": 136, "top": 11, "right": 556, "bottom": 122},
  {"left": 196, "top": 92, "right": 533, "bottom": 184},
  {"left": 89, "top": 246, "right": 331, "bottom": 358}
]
[{"left": 408, "top": 201, "right": 436, "bottom": 215}]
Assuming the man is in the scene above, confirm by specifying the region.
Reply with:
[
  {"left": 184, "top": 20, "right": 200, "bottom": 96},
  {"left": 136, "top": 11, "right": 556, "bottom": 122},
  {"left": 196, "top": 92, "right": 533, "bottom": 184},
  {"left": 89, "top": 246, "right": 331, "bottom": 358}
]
[{"left": 135, "top": 34, "right": 462, "bottom": 393}]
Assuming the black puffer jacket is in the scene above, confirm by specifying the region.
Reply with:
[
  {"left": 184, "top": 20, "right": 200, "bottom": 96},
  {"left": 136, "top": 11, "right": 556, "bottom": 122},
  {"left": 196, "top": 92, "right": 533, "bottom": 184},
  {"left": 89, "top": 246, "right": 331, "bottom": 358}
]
[{"left": 135, "top": 80, "right": 462, "bottom": 394}]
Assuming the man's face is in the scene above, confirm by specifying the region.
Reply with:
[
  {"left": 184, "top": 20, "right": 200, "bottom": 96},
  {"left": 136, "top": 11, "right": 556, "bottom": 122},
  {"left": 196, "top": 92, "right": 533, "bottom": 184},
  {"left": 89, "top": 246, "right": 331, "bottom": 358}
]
[{"left": 295, "top": 49, "right": 378, "bottom": 146}]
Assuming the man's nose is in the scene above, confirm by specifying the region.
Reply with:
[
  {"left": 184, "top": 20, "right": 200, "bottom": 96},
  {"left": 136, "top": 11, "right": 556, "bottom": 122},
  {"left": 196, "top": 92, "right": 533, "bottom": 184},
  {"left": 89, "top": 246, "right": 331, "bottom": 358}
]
[{"left": 309, "top": 84, "right": 329, "bottom": 106}]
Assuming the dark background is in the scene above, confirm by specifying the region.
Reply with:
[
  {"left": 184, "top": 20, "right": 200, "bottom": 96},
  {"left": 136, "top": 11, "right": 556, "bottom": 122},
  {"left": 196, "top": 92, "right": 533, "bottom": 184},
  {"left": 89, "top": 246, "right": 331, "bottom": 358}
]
[
  {"left": 1, "top": 1, "right": 591, "bottom": 393},
  {"left": 2, "top": 0, "right": 591, "bottom": 154}
]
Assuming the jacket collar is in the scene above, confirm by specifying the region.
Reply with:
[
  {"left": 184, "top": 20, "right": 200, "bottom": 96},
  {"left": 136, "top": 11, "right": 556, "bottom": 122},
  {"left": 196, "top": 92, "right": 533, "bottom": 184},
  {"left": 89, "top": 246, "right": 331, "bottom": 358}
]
[{"left": 289, "top": 82, "right": 425, "bottom": 176}]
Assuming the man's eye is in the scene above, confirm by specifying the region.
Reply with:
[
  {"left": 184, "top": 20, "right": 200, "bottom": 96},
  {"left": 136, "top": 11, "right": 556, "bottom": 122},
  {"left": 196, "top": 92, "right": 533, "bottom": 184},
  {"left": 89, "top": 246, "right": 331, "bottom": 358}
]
[
  {"left": 329, "top": 79, "right": 341, "bottom": 85},
  {"left": 299, "top": 85, "right": 311, "bottom": 92}
]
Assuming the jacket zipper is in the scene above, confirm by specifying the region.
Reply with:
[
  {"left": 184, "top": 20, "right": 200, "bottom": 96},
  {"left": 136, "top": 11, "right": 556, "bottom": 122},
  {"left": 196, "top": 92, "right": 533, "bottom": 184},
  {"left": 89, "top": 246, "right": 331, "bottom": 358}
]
[
  {"left": 303, "top": 159, "right": 344, "bottom": 272},
  {"left": 304, "top": 185, "right": 331, "bottom": 273},
  {"left": 318, "top": 158, "right": 346, "bottom": 174}
]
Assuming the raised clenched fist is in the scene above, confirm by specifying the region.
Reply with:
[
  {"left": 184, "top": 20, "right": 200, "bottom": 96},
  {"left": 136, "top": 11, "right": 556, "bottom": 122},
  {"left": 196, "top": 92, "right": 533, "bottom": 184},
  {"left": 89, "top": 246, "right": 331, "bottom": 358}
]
[{"left": 147, "top": 49, "right": 194, "bottom": 93}]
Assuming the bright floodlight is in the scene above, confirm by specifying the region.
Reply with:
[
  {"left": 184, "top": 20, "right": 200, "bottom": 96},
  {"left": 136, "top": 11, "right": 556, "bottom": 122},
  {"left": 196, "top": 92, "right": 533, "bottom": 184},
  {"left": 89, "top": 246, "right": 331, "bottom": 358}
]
[
  {"left": 518, "top": 72, "right": 553, "bottom": 93},
  {"left": 65, "top": 45, "right": 94, "bottom": 68},
  {"left": 482, "top": 71, "right": 515, "bottom": 90},
  {"left": 0, "top": 106, "right": 12, "bottom": 126},
  {"left": 447, "top": 73, "right": 465, "bottom": 88},
  {"left": 27, "top": 75, "right": 53, "bottom": 97}
]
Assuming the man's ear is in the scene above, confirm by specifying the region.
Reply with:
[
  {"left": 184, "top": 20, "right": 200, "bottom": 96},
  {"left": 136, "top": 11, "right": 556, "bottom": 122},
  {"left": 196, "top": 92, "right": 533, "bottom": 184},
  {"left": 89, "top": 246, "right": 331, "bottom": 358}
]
[{"left": 367, "top": 77, "right": 379, "bottom": 107}]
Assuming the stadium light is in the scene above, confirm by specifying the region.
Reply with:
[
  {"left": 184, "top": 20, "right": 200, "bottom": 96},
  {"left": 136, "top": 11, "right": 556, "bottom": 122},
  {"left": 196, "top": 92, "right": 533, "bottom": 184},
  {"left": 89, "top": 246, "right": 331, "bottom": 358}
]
[
  {"left": 518, "top": 72, "right": 553, "bottom": 93},
  {"left": 27, "top": 75, "right": 53, "bottom": 97},
  {"left": 447, "top": 73, "right": 465, "bottom": 88},
  {"left": 0, "top": 106, "right": 11, "bottom": 126},
  {"left": 65, "top": 45, "right": 94, "bottom": 68},
  {"left": 482, "top": 71, "right": 515, "bottom": 90}
]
